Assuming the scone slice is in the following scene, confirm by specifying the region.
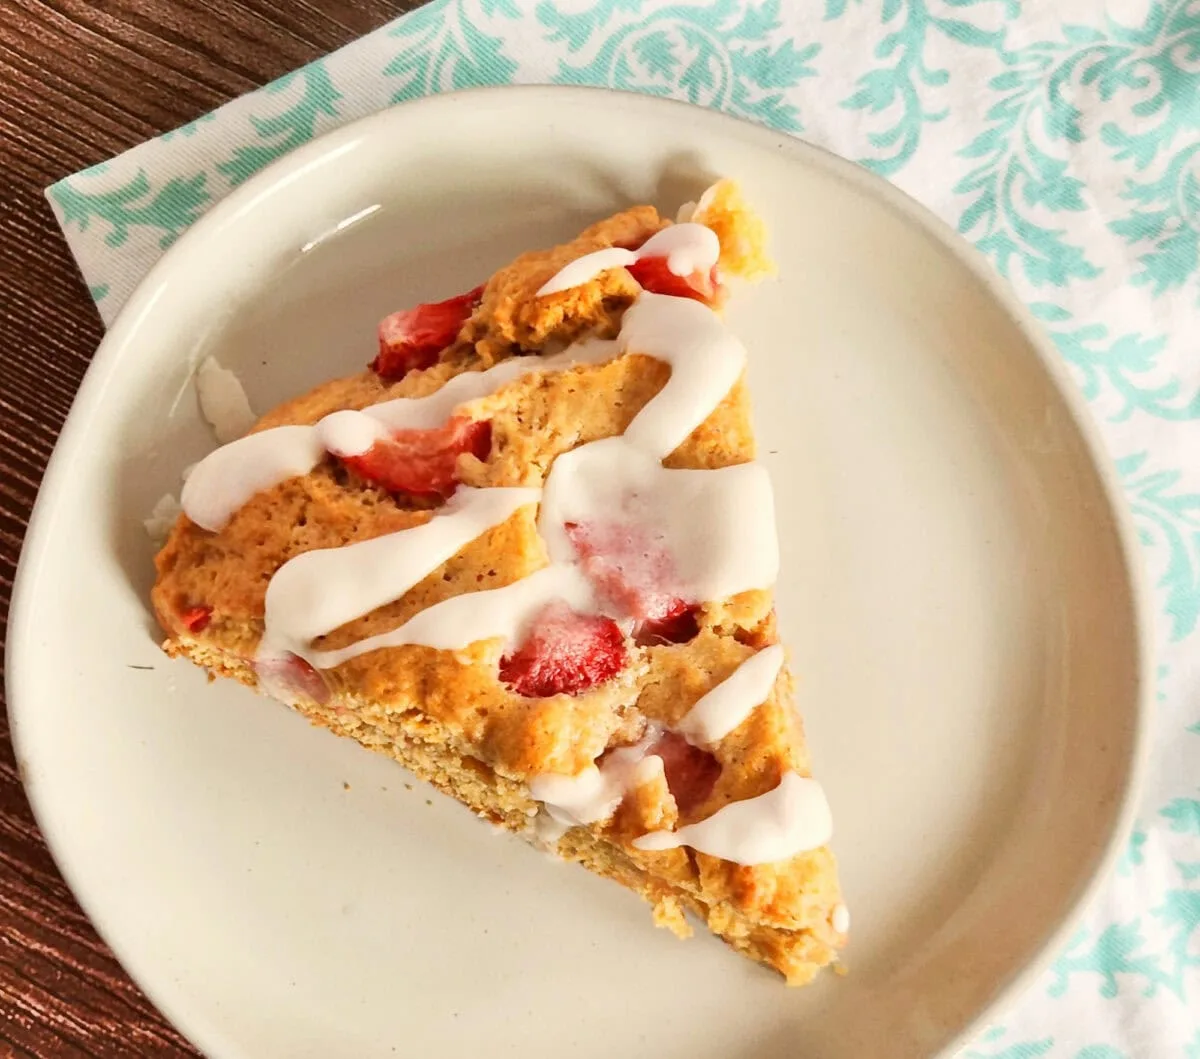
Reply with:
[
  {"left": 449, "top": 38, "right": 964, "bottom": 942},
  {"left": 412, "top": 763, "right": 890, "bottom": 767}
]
[{"left": 153, "top": 181, "right": 847, "bottom": 985}]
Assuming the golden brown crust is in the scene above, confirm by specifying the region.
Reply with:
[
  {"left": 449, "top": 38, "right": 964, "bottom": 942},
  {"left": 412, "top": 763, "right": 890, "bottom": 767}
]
[
  {"left": 691, "top": 179, "right": 775, "bottom": 282},
  {"left": 153, "top": 194, "right": 844, "bottom": 985},
  {"left": 464, "top": 205, "right": 666, "bottom": 364}
]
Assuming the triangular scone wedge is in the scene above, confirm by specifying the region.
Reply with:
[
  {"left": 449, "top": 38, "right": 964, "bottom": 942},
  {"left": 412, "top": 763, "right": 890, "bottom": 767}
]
[{"left": 152, "top": 182, "right": 847, "bottom": 985}]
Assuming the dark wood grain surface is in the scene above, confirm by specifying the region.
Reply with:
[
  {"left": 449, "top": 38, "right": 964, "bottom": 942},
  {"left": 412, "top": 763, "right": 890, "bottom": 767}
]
[{"left": 1, "top": 3, "right": 421, "bottom": 1054}]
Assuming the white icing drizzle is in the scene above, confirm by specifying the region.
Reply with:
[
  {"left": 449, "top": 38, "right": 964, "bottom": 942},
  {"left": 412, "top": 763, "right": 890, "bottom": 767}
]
[
  {"left": 533, "top": 810, "right": 571, "bottom": 846},
  {"left": 369, "top": 336, "right": 619, "bottom": 433},
  {"left": 676, "top": 645, "right": 785, "bottom": 746},
  {"left": 261, "top": 487, "right": 539, "bottom": 665},
  {"left": 181, "top": 337, "right": 619, "bottom": 531},
  {"left": 530, "top": 730, "right": 664, "bottom": 835},
  {"left": 535, "top": 222, "right": 720, "bottom": 297},
  {"left": 537, "top": 436, "right": 778, "bottom": 603},
  {"left": 531, "top": 766, "right": 617, "bottom": 828},
  {"left": 317, "top": 409, "right": 386, "bottom": 458},
  {"left": 637, "top": 224, "right": 721, "bottom": 281},
  {"left": 536, "top": 248, "right": 636, "bottom": 297},
  {"left": 182, "top": 426, "right": 326, "bottom": 532},
  {"left": 312, "top": 563, "right": 597, "bottom": 668},
  {"left": 832, "top": 903, "right": 851, "bottom": 934},
  {"left": 632, "top": 771, "right": 833, "bottom": 865},
  {"left": 617, "top": 294, "right": 747, "bottom": 458}
]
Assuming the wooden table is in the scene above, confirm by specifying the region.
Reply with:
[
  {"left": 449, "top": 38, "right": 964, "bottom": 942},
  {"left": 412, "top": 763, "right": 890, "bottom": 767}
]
[{"left": 1, "top": 3, "right": 419, "bottom": 1053}]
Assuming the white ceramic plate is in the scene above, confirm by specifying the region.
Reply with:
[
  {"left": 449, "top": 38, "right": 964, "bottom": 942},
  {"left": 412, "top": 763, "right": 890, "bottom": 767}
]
[{"left": 8, "top": 87, "right": 1149, "bottom": 1059}]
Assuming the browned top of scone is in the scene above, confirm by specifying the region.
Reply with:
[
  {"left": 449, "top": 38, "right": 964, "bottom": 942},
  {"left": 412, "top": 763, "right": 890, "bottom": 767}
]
[{"left": 152, "top": 203, "right": 838, "bottom": 930}]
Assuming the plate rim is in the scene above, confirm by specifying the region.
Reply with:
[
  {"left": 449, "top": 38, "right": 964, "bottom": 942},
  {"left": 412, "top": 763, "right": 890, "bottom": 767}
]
[{"left": 7, "top": 82, "right": 1154, "bottom": 1058}]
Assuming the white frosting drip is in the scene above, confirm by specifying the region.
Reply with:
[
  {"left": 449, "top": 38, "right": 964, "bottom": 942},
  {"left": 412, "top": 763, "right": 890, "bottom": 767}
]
[
  {"left": 311, "top": 563, "right": 598, "bottom": 668},
  {"left": 317, "top": 409, "right": 386, "bottom": 458},
  {"left": 676, "top": 645, "right": 785, "bottom": 746},
  {"left": 632, "top": 771, "right": 833, "bottom": 865},
  {"left": 180, "top": 337, "right": 619, "bottom": 531},
  {"left": 536, "top": 247, "right": 636, "bottom": 296},
  {"left": 536, "top": 222, "right": 720, "bottom": 297},
  {"left": 618, "top": 294, "right": 747, "bottom": 457},
  {"left": 530, "top": 731, "right": 663, "bottom": 833},
  {"left": 832, "top": 903, "right": 851, "bottom": 934},
  {"left": 537, "top": 436, "right": 778, "bottom": 602},
  {"left": 636, "top": 224, "right": 721, "bottom": 280},
  {"left": 368, "top": 336, "right": 618, "bottom": 433},
  {"left": 181, "top": 426, "right": 326, "bottom": 532},
  {"left": 533, "top": 811, "right": 570, "bottom": 846},
  {"left": 261, "top": 487, "right": 539, "bottom": 665}
]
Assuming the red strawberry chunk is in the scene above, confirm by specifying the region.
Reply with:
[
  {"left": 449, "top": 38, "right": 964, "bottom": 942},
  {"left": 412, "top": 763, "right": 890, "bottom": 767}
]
[
  {"left": 254, "top": 653, "right": 330, "bottom": 705},
  {"left": 626, "top": 257, "right": 718, "bottom": 303},
  {"left": 650, "top": 730, "right": 721, "bottom": 814},
  {"left": 633, "top": 603, "right": 700, "bottom": 647},
  {"left": 341, "top": 417, "right": 491, "bottom": 499},
  {"left": 179, "top": 604, "right": 212, "bottom": 633},
  {"left": 565, "top": 520, "right": 685, "bottom": 623},
  {"left": 499, "top": 601, "right": 627, "bottom": 698},
  {"left": 371, "top": 285, "right": 483, "bottom": 381}
]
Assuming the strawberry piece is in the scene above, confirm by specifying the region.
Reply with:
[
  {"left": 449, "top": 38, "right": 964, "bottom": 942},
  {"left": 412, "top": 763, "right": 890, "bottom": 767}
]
[
  {"left": 179, "top": 604, "right": 212, "bottom": 634},
  {"left": 371, "top": 285, "right": 483, "bottom": 381},
  {"left": 650, "top": 730, "right": 721, "bottom": 814},
  {"left": 565, "top": 520, "right": 684, "bottom": 623},
  {"left": 499, "top": 601, "right": 627, "bottom": 698},
  {"left": 633, "top": 603, "right": 700, "bottom": 647},
  {"left": 626, "top": 257, "right": 718, "bottom": 303},
  {"left": 341, "top": 417, "right": 491, "bottom": 499},
  {"left": 253, "top": 653, "right": 330, "bottom": 705}
]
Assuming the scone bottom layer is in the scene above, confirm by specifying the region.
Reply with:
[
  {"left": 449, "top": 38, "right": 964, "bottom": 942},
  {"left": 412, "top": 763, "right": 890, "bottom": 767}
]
[{"left": 153, "top": 180, "right": 847, "bottom": 986}]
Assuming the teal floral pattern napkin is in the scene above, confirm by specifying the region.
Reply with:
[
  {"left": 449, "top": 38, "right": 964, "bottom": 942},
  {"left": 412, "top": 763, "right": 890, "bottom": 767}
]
[{"left": 46, "top": 2, "right": 1200, "bottom": 1055}]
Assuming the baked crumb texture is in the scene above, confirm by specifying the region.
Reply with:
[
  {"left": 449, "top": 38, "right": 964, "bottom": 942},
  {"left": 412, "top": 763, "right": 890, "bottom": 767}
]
[{"left": 153, "top": 182, "right": 845, "bottom": 986}]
